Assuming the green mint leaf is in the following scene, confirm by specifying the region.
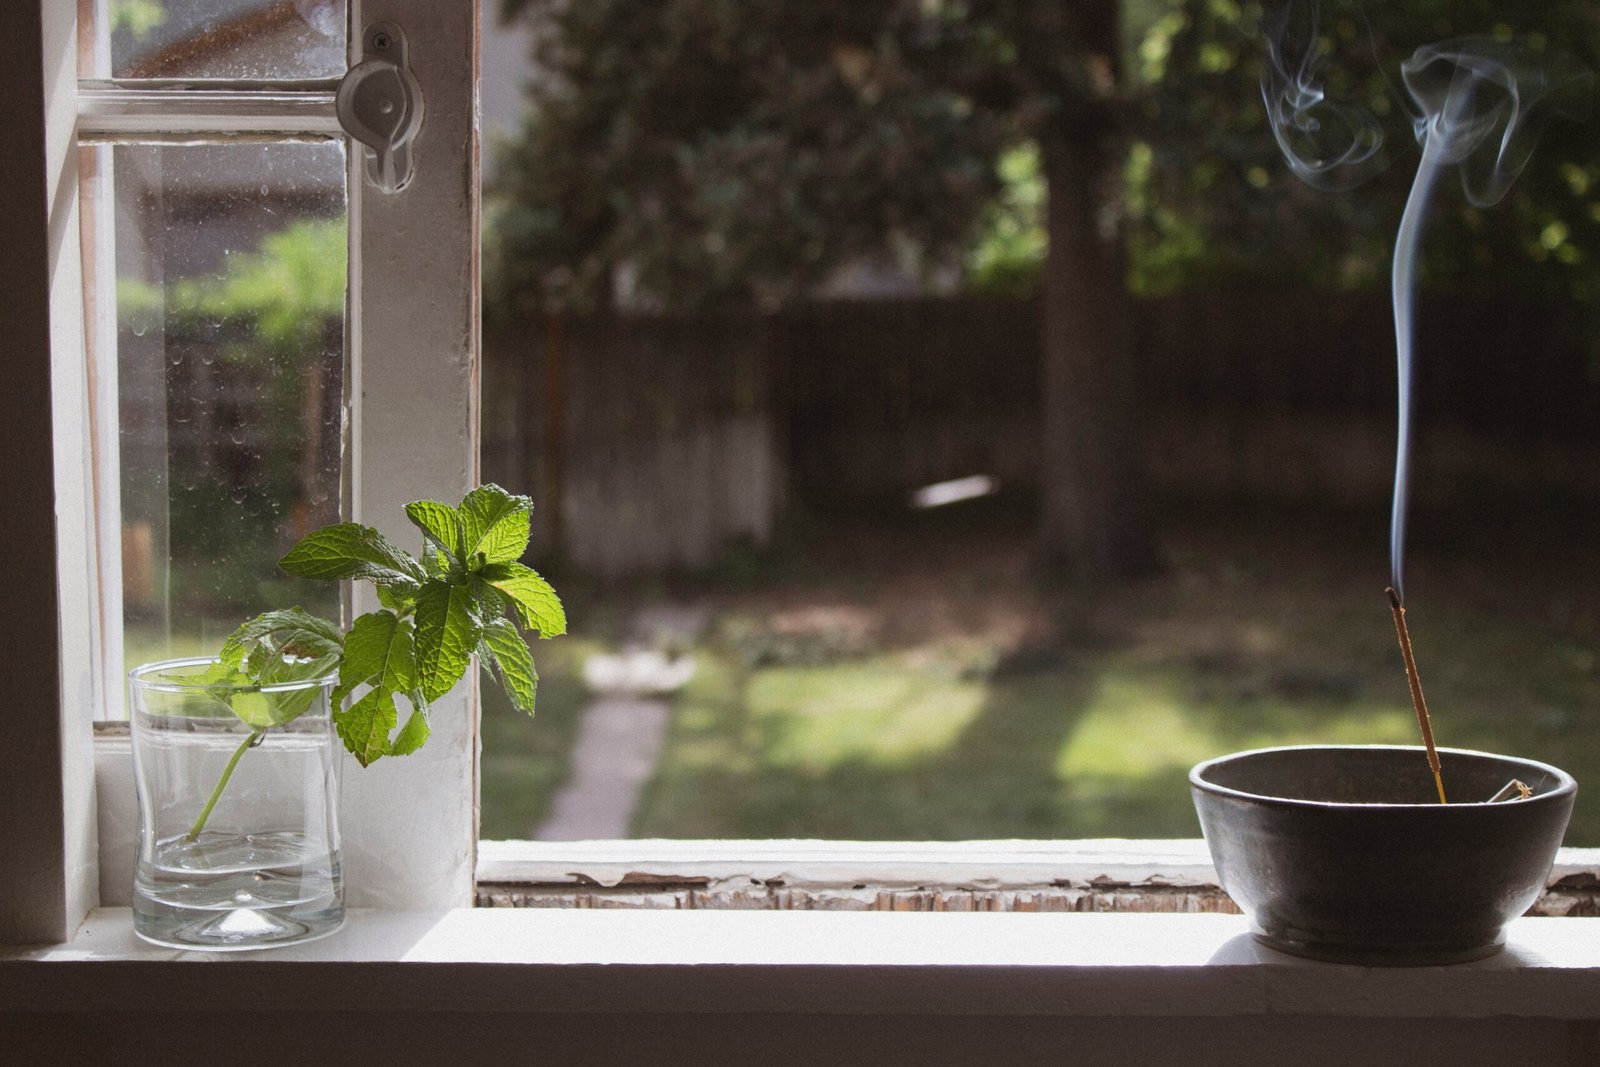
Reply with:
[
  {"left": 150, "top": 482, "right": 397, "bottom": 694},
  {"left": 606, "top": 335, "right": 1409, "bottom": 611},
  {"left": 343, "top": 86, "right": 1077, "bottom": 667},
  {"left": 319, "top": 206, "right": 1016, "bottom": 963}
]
[
  {"left": 459, "top": 484, "right": 533, "bottom": 565},
  {"left": 220, "top": 608, "right": 342, "bottom": 670},
  {"left": 333, "top": 610, "right": 417, "bottom": 709},
  {"left": 335, "top": 687, "right": 399, "bottom": 767},
  {"left": 244, "top": 640, "right": 277, "bottom": 679},
  {"left": 329, "top": 609, "right": 423, "bottom": 765},
  {"left": 481, "top": 561, "right": 567, "bottom": 637},
  {"left": 218, "top": 639, "right": 247, "bottom": 673},
  {"left": 279, "top": 523, "right": 425, "bottom": 587},
  {"left": 226, "top": 692, "right": 275, "bottom": 728},
  {"left": 375, "top": 582, "right": 415, "bottom": 614},
  {"left": 194, "top": 660, "right": 250, "bottom": 687},
  {"left": 192, "top": 662, "right": 258, "bottom": 721},
  {"left": 414, "top": 579, "right": 481, "bottom": 702},
  {"left": 426, "top": 545, "right": 456, "bottom": 578},
  {"left": 475, "top": 514, "right": 530, "bottom": 567},
  {"left": 480, "top": 617, "right": 538, "bottom": 714},
  {"left": 405, "top": 499, "right": 463, "bottom": 562},
  {"left": 471, "top": 577, "right": 510, "bottom": 619},
  {"left": 222, "top": 653, "right": 337, "bottom": 729},
  {"left": 254, "top": 651, "right": 340, "bottom": 725},
  {"left": 387, "top": 707, "right": 431, "bottom": 756},
  {"left": 218, "top": 609, "right": 341, "bottom": 728}
]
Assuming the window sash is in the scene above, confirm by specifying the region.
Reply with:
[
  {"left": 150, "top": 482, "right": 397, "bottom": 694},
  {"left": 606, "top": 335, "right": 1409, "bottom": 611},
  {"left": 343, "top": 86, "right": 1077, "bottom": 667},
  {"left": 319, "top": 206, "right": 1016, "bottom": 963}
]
[
  {"left": 18, "top": 4, "right": 1600, "bottom": 946},
  {"left": 24, "top": 0, "right": 483, "bottom": 923},
  {"left": 76, "top": 84, "right": 343, "bottom": 139},
  {"left": 1, "top": 0, "right": 95, "bottom": 945}
]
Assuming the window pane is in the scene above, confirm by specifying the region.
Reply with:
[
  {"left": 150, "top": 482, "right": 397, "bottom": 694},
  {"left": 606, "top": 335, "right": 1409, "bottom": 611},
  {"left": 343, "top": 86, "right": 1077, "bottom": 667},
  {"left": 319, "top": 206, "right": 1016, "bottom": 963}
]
[
  {"left": 93, "top": 0, "right": 347, "bottom": 80},
  {"left": 101, "top": 140, "right": 347, "bottom": 700},
  {"left": 476, "top": 5, "right": 1600, "bottom": 846}
]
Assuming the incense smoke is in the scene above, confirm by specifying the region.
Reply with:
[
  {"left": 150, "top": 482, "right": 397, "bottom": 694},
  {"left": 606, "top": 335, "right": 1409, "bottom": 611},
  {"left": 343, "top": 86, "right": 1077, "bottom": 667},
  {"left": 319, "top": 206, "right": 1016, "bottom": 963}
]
[
  {"left": 1389, "top": 39, "right": 1573, "bottom": 602},
  {"left": 1261, "top": 5, "right": 1583, "bottom": 601},
  {"left": 1260, "top": 1, "right": 1387, "bottom": 191}
]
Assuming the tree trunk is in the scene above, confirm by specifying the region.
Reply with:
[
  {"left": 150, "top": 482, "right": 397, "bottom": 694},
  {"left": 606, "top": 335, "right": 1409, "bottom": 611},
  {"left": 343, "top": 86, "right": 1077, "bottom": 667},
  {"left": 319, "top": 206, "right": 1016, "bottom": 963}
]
[{"left": 1035, "top": 12, "right": 1158, "bottom": 584}]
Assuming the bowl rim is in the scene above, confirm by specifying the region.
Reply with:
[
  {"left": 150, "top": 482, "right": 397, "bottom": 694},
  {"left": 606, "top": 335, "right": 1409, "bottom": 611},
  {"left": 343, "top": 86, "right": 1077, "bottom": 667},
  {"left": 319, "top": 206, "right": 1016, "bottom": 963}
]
[{"left": 1189, "top": 743, "right": 1577, "bottom": 810}]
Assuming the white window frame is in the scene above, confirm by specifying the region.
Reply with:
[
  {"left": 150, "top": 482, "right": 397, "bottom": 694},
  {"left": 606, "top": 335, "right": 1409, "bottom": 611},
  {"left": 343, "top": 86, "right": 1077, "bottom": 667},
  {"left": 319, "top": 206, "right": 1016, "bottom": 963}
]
[
  {"left": 3, "top": 0, "right": 479, "bottom": 941},
  {"left": 6, "top": 0, "right": 1600, "bottom": 967},
  {"left": 2, "top": 0, "right": 96, "bottom": 946},
  {"left": 9, "top": 11, "right": 1600, "bottom": 1054}
]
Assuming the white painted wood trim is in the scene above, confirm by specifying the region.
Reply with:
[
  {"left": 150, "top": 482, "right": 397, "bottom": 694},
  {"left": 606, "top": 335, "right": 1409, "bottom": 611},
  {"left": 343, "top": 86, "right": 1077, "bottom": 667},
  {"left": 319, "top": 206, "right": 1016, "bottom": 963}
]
[
  {"left": 92, "top": 734, "right": 134, "bottom": 906},
  {"left": 9, "top": 909, "right": 1600, "bottom": 1022},
  {"left": 1, "top": 0, "right": 99, "bottom": 946},
  {"left": 76, "top": 87, "right": 340, "bottom": 137},
  {"left": 79, "top": 143, "right": 125, "bottom": 723},
  {"left": 49, "top": 0, "right": 103, "bottom": 939},
  {"left": 74, "top": 0, "right": 483, "bottom": 914},
  {"left": 340, "top": 0, "right": 481, "bottom": 910}
]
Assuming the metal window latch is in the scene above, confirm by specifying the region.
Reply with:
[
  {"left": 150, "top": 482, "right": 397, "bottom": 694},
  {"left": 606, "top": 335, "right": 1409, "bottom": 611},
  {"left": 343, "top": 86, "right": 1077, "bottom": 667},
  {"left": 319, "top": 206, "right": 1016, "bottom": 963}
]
[{"left": 336, "top": 23, "right": 424, "bottom": 194}]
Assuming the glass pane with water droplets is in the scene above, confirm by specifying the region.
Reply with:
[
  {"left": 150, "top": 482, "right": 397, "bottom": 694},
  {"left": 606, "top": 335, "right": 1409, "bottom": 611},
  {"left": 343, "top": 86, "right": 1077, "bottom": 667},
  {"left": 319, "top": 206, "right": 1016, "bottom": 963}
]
[
  {"left": 96, "top": 140, "right": 347, "bottom": 698},
  {"left": 88, "top": 0, "right": 347, "bottom": 80}
]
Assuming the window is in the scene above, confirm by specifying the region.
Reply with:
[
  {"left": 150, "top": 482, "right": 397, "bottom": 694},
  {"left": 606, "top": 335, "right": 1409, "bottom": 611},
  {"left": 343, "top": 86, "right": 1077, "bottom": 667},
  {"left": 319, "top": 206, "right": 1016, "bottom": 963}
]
[
  {"left": 471, "top": 3, "right": 1600, "bottom": 869},
  {"left": 9, "top": 3, "right": 1595, "bottom": 950},
  {"left": 3, "top": 0, "right": 479, "bottom": 941},
  {"left": 9, "top": 19, "right": 1600, "bottom": 1066}
]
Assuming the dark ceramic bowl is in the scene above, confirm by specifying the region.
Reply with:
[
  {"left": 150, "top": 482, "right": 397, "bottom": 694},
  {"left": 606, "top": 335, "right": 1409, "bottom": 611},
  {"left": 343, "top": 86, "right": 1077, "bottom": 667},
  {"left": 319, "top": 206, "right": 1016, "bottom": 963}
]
[{"left": 1190, "top": 745, "right": 1575, "bottom": 965}]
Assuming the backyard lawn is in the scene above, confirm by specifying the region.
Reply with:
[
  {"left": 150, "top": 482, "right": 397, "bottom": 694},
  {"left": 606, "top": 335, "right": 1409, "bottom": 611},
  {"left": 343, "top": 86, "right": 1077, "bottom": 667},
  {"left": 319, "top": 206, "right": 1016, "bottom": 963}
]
[{"left": 481, "top": 496, "right": 1600, "bottom": 845}]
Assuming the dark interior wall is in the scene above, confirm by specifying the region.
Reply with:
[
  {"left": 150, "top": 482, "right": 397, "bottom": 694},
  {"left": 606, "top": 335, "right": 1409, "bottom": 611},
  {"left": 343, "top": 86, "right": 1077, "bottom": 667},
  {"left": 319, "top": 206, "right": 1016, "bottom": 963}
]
[
  {"left": 0, "top": 0, "right": 68, "bottom": 948},
  {"left": 4, "top": 1010, "right": 1596, "bottom": 1066}
]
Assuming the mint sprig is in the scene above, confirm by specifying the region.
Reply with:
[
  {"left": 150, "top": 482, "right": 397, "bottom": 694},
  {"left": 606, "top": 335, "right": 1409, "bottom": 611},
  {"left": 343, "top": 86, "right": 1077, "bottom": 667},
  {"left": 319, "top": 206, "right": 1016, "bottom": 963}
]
[
  {"left": 277, "top": 523, "right": 425, "bottom": 588},
  {"left": 223, "top": 483, "right": 565, "bottom": 767},
  {"left": 211, "top": 607, "right": 344, "bottom": 727},
  {"left": 183, "top": 609, "right": 345, "bottom": 840}
]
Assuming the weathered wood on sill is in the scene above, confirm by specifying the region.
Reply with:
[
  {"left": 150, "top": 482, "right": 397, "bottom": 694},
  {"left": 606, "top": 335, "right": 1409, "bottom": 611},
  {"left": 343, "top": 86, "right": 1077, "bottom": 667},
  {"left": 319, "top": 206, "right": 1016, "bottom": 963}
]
[
  {"left": 477, "top": 877, "right": 1600, "bottom": 915},
  {"left": 1536, "top": 872, "right": 1600, "bottom": 917},
  {"left": 476, "top": 882, "right": 1242, "bottom": 912},
  {"left": 475, "top": 838, "right": 1223, "bottom": 890}
]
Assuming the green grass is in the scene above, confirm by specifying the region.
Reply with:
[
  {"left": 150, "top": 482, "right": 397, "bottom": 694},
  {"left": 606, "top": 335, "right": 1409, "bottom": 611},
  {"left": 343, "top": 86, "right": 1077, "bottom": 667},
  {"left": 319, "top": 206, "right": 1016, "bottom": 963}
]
[
  {"left": 629, "top": 630, "right": 1600, "bottom": 843},
  {"left": 619, "top": 504, "right": 1600, "bottom": 844},
  {"left": 478, "top": 635, "right": 600, "bottom": 840},
  {"left": 630, "top": 648, "right": 1411, "bottom": 840}
]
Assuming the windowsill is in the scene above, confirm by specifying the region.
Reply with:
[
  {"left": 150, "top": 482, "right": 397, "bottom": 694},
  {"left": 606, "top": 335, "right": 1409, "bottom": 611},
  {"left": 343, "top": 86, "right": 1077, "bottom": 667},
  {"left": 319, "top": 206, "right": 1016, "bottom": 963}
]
[{"left": 7, "top": 908, "right": 1600, "bottom": 1020}]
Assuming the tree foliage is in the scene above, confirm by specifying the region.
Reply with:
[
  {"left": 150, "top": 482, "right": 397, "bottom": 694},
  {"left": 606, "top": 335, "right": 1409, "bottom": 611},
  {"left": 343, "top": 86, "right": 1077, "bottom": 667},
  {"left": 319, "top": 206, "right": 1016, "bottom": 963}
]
[
  {"left": 492, "top": 0, "right": 1600, "bottom": 310},
  {"left": 118, "top": 218, "right": 346, "bottom": 354},
  {"left": 491, "top": 0, "right": 1126, "bottom": 314},
  {"left": 1132, "top": 0, "right": 1600, "bottom": 298}
]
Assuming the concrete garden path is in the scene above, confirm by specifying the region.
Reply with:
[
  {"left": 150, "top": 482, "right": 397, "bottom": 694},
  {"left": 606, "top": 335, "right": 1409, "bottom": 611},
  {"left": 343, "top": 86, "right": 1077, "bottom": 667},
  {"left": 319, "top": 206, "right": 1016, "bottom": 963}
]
[{"left": 533, "top": 604, "right": 711, "bottom": 840}]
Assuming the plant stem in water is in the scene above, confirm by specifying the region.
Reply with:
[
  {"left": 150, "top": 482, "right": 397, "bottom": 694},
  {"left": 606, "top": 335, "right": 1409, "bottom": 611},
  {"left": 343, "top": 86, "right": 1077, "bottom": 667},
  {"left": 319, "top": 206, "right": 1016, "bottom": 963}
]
[{"left": 187, "top": 727, "right": 267, "bottom": 841}]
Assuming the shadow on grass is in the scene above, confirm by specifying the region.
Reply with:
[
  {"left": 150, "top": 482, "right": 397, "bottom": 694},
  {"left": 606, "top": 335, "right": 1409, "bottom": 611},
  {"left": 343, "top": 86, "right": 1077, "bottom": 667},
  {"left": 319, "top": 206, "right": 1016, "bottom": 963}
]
[
  {"left": 632, "top": 604, "right": 1600, "bottom": 843},
  {"left": 542, "top": 498, "right": 1600, "bottom": 845},
  {"left": 633, "top": 647, "right": 1363, "bottom": 841}
]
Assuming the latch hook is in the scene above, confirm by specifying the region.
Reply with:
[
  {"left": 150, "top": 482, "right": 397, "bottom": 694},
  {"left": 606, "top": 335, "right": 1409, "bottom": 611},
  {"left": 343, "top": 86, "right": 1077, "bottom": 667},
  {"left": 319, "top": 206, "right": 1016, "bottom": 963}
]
[{"left": 336, "top": 23, "right": 424, "bottom": 194}]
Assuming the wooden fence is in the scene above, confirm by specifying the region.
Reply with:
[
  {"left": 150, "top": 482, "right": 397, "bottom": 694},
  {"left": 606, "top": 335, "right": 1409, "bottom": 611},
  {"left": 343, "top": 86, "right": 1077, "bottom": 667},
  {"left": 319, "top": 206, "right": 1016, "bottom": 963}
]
[
  {"left": 485, "top": 312, "right": 783, "bottom": 575},
  {"left": 484, "top": 292, "right": 1600, "bottom": 576}
]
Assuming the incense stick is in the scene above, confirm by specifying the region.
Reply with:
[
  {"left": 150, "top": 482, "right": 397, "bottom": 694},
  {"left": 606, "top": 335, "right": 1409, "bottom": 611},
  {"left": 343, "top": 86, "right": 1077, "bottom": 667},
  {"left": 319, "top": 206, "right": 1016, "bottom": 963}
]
[
  {"left": 1487, "top": 779, "right": 1532, "bottom": 803},
  {"left": 1387, "top": 587, "right": 1446, "bottom": 804}
]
